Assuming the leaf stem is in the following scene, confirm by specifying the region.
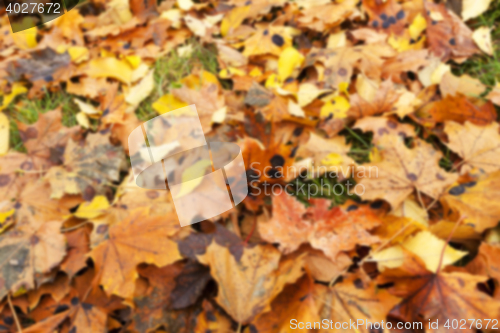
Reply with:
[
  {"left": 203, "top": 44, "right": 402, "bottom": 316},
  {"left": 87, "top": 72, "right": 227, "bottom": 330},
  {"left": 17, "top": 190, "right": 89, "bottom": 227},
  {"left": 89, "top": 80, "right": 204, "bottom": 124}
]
[
  {"left": 436, "top": 215, "right": 466, "bottom": 273},
  {"left": 7, "top": 293, "right": 22, "bottom": 333}
]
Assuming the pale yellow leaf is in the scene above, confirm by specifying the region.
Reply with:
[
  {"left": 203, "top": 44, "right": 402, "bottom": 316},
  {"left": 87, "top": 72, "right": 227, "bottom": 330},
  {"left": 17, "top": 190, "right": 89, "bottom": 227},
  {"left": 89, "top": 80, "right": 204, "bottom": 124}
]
[
  {"left": 0, "top": 113, "right": 9, "bottom": 155},
  {"left": 472, "top": 26, "right": 493, "bottom": 56},
  {"left": 125, "top": 70, "right": 154, "bottom": 106},
  {"left": 74, "top": 196, "right": 110, "bottom": 219}
]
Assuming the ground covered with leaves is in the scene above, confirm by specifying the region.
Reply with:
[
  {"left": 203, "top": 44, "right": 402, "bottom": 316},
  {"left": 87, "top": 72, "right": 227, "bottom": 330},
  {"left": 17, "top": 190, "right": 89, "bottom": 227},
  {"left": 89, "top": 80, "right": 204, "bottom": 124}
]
[{"left": 0, "top": 0, "right": 500, "bottom": 332}]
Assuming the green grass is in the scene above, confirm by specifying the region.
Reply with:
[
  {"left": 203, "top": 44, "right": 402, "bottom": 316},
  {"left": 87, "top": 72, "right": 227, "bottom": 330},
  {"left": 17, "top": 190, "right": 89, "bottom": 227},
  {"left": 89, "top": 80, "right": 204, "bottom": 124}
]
[
  {"left": 136, "top": 41, "right": 219, "bottom": 121},
  {"left": 6, "top": 41, "right": 219, "bottom": 151},
  {"left": 452, "top": 2, "right": 500, "bottom": 88},
  {"left": 6, "top": 92, "right": 78, "bottom": 152}
]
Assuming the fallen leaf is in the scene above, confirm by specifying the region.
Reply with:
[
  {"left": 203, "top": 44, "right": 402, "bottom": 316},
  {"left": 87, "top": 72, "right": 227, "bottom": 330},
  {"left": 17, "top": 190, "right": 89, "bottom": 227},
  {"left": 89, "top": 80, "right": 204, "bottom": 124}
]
[
  {"left": 372, "top": 230, "right": 467, "bottom": 272},
  {"left": 16, "top": 109, "right": 79, "bottom": 169},
  {"left": 0, "top": 113, "right": 9, "bottom": 155},
  {"left": 441, "top": 171, "right": 500, "bottom": 232},
  {"left": 251, "top": 275, "right": 320, "bottom": 332},
  {"left": 444, "top": 121, "right": 500, "bottom": 173},
  {"left": 197, "top": 239, "right": 305, "bottom": 324},
  {"left": 472, "top": 26, "right": 494, "bottom": 55},
  {"left": 87, "top": 58, "right": 134, "bottom": 84},
  {"left": 0, "top": 218, "right": 65, "bottom": 299},
  {"left": 354, "top": 116, "right": 416, "bottom": 143},
  {"left": 259, "top": 192, "right": 381, "bottom": 261},
  {"left": 378, "top": 250, "right": 500, "bottom": 328},
  {"left": 316, "top": 275, "right": 401, "bottom": 333},
  {"left": 91, "top": 209, "right": 182, "bottom": 298},
  {"left": 358, "top": 135, "right": 458, "bottom": 208},
  {"left": 45, "top": 132, "right": 125, "bottom": 200},
  {"left": 462, "top": 0, "right": 493, "bottom": 21}
]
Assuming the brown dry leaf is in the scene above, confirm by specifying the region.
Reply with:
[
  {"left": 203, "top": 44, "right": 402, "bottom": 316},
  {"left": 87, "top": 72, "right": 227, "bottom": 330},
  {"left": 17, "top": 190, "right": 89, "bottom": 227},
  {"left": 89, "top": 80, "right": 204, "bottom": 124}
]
[
  {"left": 197, "top": 239, "right": 305, "bottom": 324},
  {"left": 424, "top": 1, "right": 479, "bottom": 62},
  {"left": 244, "top": 82, "right": 289, "bottom": 122},
  {"left": 16, "top": 108, "right": 79, "bottom": 169},
  {"left": 306, "top": 44, "right": 395, "bottom": 90},
  {"left": 0, "top": 218, "right": 65, "bottom": 299},
  {"left": 292, "top": 132, "right": 356, "bottom": 180},
  {"left": 486, "top": 84, "right": 500, "bottom": 105},
  {"left": 66, "top": 77, "right": 111, "bottom": 99},
  {"left": 348, "top": 80, "right": 401, "bottom": 119},
  {"left": 8, "top": 179, "right": 79, "bottom": 224},
  {"left": 250, "top": 275, "right": 320, "bottom": 332},
  {"left": 439, "top": 72, "right": 486, "bottom": 97},
  {"left": 27, "top": 274, "right": 69, "bottom": 311},
  {"left": 22, "top": 312, "right": 68, "bottom": 333},
  {"left": 444, "top": 121, "right": 500, "bottom": 173},
  {"left": 466, "top": 243, "right": 500, "bottom": 282},
  {"left": 172, "top": 80, "right": 225, "bottom": 133},
  {"left": 418, "top": 94, "right": 496, "bottom": 126},
  {"left": 0, "top": 152, "right": 41, "bottom": 202},
  {"left": 378, "top": 250, "right": 500, "bottom": 330},
  {"left": 45, "top": 132, "right": 125, "bottom": 200},
  {"left": 441, "top": 171, "right": 500, "bottom": 232},
  {"left": 90, "top": 209, "right": 182, "bottom": 299},
  {"left": 259, "top": 192, "right": 381, "bottom": 261},
  {"left": 354, "top": 116, "right": 416, "bottom": 143},
  {"left": 194, "top": 300, "right": 233, "bottom": 333},
  {"left": 298, "top": 0, "right": 359, "bottom": 31},
  {"left": 133, "top": 262, "right": 198, "bottom": 333},
  {"left": 358, "top": 135, "right": 458, "bottom": 208},
  {"left": 316, "top": 275, "right": 401, "bottom": 333},
  {"left": 60, "top": 227, "right": 90, "bottom": 278},
  {"left": 304, "top": 247, "right": 352, "bottom": 283},
  {"left": 362, "top": 0, "right": 407, "bottom": 35},
  {"left": 242, "top": 26, "right": 293, "bottom": 57}
]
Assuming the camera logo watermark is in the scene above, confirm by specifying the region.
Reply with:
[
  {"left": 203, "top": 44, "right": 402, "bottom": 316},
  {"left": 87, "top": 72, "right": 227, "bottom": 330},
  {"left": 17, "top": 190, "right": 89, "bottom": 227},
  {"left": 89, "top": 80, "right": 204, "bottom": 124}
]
[
  {"left": 2, "top": 0, "right": 79, "bottom": 33},
  {"left": 128, "top": 105, "right": 248, "bottom": 227}
]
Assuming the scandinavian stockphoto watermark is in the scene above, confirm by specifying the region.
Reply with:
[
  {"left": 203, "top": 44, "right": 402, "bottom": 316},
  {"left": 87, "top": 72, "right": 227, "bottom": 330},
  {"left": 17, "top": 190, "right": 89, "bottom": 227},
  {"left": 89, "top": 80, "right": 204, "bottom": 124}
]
[
  {"left": 248, "top": 162, "right": 378, "bottom": 199},
  {"left": 128, "top": 104, "right": 379, "bottom": 226},
  {"left": 128, "top": 104, "right": 248, "bottom": 227}
]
